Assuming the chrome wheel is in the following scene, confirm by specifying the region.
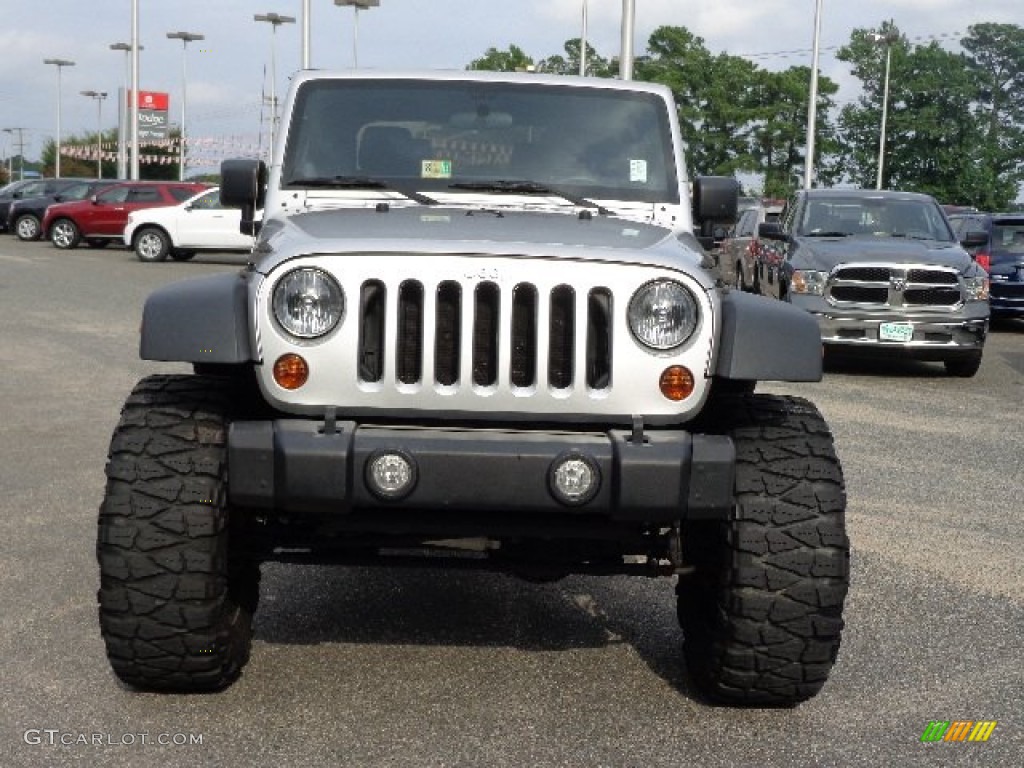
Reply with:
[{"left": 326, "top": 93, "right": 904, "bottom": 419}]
[
  {"left": 135, "top": 228, "right": 170, "bottom": 262},
  {"left": 50, "top": 219, "right": 80, "bottom": 249},
  {"left": 15, "top": 215, "right": 41, "bottom": 241}
]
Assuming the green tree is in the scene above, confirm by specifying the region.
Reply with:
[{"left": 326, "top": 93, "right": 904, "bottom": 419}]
[
  {"left": 537, "top": 38, "right": 614, "bottom": 77},
  {"left": 467, "top": 44, "right": 534, "bottom": 72},
  {"left": 962, "top": 22, "right": 1024, "bottom": 206},
  {"left": 749, "top": 66, "right": 839, "bottom": 198},
  {"left": 837, "top": 21, "right": 1023, "bottom": 208},
  {"left": 635, "top": 26, "right": 761, "bottom": 176}
]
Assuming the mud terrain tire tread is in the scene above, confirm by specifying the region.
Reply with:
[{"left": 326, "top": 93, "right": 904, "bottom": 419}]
[
  {"left": 678, "top": 394, "right": 849, "bottom": 707},
  {"left": 97, "top": 374, "right": 259, "bottom": 691}
]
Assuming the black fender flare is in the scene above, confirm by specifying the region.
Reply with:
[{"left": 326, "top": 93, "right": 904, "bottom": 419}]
[
  {"left": 714, "top": 289, "right": 822, "bottom": 382},
  {"left": 140, "top": 272, "right": 255, "bottom": 363}
]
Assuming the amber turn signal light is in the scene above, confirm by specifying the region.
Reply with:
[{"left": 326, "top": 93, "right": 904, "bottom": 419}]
[
  {"left": 659, "top": 365, "right": 694, "bottom": 401},
  {"left": 273, "top": 354, "right": 309, "bottom": 390}
]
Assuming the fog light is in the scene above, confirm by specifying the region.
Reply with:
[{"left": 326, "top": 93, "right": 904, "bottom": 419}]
[
  {"left": 366, "top": 451, "right": 417, "bottom": 500},
  {"left": 549, "top": 453, "right": 600, "bottom": 506},
  {"left": 274, "top": 354, "right": 309, "bottom": 390},
  {"left": 659, "top": 365, "right": 694, "bottom": 401}
]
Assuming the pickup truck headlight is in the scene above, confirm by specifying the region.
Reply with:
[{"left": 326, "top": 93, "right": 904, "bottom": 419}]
[
  {"left": 628, "top": 279, "right": 698, "bottom": 350},
  {"left": 273, "top": 268, "right": 344, "bottom": 338},
  {"left": 791, "top": 269, "right": 827, "bottom": 296},
  {"left": 963, "top": 276, "right": 989, "bottom": 302}
]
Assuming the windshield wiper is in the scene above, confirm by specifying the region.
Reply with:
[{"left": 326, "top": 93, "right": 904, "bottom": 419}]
[
  {"left": 449, "top": 180, "right": 612, "bottom": 216},
  {"left": 286, "top": 175, "right": 437, "bottom": 206}
]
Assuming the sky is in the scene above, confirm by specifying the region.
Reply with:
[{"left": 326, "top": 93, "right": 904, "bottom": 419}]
[{"left": 0, "top": 0, "right": 1020, "bottom": 175}]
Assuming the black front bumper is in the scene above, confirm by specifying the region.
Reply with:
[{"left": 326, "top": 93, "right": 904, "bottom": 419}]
[{"left": 228, "top": 420, "right": 735, "bottom": 522}]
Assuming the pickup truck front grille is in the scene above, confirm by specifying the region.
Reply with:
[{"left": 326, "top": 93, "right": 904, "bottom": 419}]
[
  {"left": 827, "top": 265, "right": 963, "bottom": 308},
  {"left": 357, "top": 278, "right": 614, "bottom": 392}
]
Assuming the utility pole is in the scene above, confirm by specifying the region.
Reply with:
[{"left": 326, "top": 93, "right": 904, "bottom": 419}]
[
  {"left": 80, "top": 91, "right": 108, "bottom": 179},
  {"left": 254, "top": 13, "right": 296, "bottom": 156},
  {"left": 3, "top": 128, "right": 27, "bottom": 181}
]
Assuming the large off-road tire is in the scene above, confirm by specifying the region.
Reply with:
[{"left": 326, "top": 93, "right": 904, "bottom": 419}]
[
  {"left": 97, "top": 374, "right": 259, "bottom": 692},
  {"left": 678, "top": 394, "right": 849, "bottom": 707}
]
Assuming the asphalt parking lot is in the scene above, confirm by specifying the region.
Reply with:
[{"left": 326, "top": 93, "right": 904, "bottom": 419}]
[{"left": 0, "top": 236, "right": 1021, "bottom": 767}]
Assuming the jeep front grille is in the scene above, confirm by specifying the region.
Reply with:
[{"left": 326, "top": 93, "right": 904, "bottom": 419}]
[
  {"left": 827, "top": 265, "right": 963, "bottom": 308},
  {"left": 357, "top": 279, "right": 614, "bottom": 392}
]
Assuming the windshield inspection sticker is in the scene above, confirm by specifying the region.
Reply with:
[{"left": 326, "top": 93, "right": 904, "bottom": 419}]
[
  {"left": 422, "top": 160, "right": 452, "bottom": 179},
  {"left": 629, "top": 159, "right": 648, "bottom": 183}
]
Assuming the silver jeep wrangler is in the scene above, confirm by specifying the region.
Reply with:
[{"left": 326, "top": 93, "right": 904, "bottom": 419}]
[{"left": 98, "top": 71, "right": 849, "bottom": 706}]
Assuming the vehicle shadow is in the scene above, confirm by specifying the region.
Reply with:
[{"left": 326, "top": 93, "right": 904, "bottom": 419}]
[
  {"left": 253, "top": 564, "right": 701, "bottom": 699},
  {"left": 822, "top": 350, "right": 949, "bottom": 378}
]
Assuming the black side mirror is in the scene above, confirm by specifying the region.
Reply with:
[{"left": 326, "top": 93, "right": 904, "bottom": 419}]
[
  {"left": 221, "top": 158, "right": 268, "bottom": 236},
  {"left": 960, "top": 229, "right": 988, "bottom": 249},
  {"left": 758, "top": 221, "right": 786, "bottom": 241}
]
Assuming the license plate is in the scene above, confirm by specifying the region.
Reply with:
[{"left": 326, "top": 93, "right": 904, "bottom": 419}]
[{"left": 879, "top": 322, "right": 914, "bottom": 342}]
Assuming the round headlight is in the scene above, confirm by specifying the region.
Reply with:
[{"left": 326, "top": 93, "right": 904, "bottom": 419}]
[
  {"left": 628, "top": 279, "right": 698, "bottom": 350},
  {"left": 272, "top": 268, "right": 344, "bottom": 338}
]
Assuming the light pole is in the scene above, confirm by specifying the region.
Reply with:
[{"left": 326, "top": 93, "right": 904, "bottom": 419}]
[
  {"left": 167, "top": 31, "right": 205, "bottom": 181},
  {"left": 871, "top": 29, "right": 898, "bottom": 190},
  {"left": 620, "top": 0, "right": 635, "bottom": 80},
  {"left": 3, "top": 128, "right": 26, "bottom": 181},
  {"left": 334, "top": 0, "right": 379, "bottom": 69},
  {"left": 43, "top": 58, "right": 75, "bottom": 178},
  {"left": 130, "top": 0, "right": 141, "bottom": 180},
  {"left": 301, "top": 0, "right": 311, "bottom": 69},
  {"left": 254, "top": 13, "right": 295, "bottom": 156},
  {"left": 81, "top": 91, "right": 108, "bottom": 179},
  {"left": 110, "top": 42, "right": 142, "bottom": 180},
  {"left": 580, "top": 0, "right": 588, "bottom": 77},
  {"left": 804, "top": 0, "right": 823, "bottom": 189}
]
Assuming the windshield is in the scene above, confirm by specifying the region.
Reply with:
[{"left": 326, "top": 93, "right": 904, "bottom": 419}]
[
  {"left": 798, "top": 196, "right": 954, "bottom": 242},
  {"left": 282, "top": 79, "right": 678, "bottom": 205},
  {"left": 991, "top": 220, "right": 1024, "bottom": 264}
]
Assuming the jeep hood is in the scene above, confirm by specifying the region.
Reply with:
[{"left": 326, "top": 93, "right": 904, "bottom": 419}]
[
  {"left": 251, "top": 206, "right": 709, "bottom": 278},
  {"left": 795, "top": 235, "right": 972, "bottom": 271}
]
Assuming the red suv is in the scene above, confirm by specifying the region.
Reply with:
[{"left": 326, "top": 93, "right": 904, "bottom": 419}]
[{"left": 43, "top": 181, "right": 208, "bottom": 250}]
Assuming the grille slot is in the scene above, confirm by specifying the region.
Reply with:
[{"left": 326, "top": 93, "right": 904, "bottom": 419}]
[
  {"left": 396, "top": 281, "right": 424, "bottom": 384},
  {"left": 358, "top": 281, "right": 386, "bottom": 383},
  {"left": 510, "top": 284, "right": 538, "bottom": 388},
  {"left": 586, "top": 288, "right": 613, "bottom": 390},
  {"left": 434, "top": 281, "right": 461, "bottom": 386},
  {"left": 548, "top": 285, "right": 575, "bottom": 390},
  {"left": 473, "top": 282, "right": 500, "bottom": 387}
]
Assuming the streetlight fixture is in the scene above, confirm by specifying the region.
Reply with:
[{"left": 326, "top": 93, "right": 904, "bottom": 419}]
[
  {"left": 167, "top": 31, "right": 205, "bottom": 181},
  {"left": 81, "top": 91, "right": 108, "bottom": 179},
  {"left": 43, "top": 58, "right": 75, "bottom": 178},
  {"left": 871, "top": 28, "right": 899, "bottom": 190},
  {"left": 110, "top": 42, "right": 143, "bottom": 180},
  {"left": 334, "top": 0, "right": 379, "bottom": 69},
  {"left": 254, "top": 13, "right": 296, "bottom": 156}
]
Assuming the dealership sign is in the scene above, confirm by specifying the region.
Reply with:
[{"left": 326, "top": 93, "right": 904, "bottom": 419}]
[{"left": 128, "top": 90, "right": 170, "bottom": 141}]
